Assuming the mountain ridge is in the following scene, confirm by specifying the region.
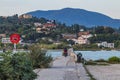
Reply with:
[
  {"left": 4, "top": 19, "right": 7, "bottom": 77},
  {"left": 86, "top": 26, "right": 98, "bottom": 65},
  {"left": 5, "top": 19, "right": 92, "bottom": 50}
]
[{"left": 26, "top": 8, "right": 120, "bottom": 28}]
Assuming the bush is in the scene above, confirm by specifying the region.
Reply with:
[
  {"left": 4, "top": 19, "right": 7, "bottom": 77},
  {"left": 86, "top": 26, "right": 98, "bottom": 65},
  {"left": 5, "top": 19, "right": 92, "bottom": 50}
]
[
  {"left": 29, "top": 44, "right": 53, "bottom": 68},
  {"left": 108, "top": 56, "right": 120, "bottom": 63},
  {"left": 0, "top": 52, "right": 37, "bottom": 80}
]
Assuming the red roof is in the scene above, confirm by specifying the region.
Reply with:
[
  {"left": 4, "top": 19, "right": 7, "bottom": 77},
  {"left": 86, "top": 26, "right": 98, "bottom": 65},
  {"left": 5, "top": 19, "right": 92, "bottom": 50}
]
[
  {"left": 78, "top": 31, "right": 90, "bottom": 36},
  {"left": 43, "top": 23, "right": 56, "bottom": 27}
]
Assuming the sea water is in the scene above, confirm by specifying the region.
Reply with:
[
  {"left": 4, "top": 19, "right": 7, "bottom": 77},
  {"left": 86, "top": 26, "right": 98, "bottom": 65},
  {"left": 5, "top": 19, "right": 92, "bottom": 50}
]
[{"left": 47, "top": 50, "right": 120, "bottom": 60}]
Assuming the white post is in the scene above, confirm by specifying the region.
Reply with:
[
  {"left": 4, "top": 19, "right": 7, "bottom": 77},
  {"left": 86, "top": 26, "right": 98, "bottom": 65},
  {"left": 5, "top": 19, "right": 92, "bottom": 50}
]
[{"left": 13, "top": 43, "right": 16, "bottom": 53}]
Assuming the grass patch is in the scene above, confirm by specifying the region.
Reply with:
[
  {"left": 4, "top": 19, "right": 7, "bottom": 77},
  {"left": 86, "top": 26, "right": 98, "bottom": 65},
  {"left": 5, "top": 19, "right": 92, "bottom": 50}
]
[
  {"left": 85, "top": 61, "right": 97, "bottom": 65},
  {"left": 85, "top": 59, "right": 109, "bottom": 65}
]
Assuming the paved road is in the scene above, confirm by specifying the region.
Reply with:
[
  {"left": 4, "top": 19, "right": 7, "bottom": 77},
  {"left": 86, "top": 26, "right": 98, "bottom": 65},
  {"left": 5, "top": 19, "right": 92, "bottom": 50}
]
[
  {"left": 34, "top": 56, "right": 90, "bottom": 80},
  {"left": 87, "top": 64, "right": 120, "bottom": 80}
]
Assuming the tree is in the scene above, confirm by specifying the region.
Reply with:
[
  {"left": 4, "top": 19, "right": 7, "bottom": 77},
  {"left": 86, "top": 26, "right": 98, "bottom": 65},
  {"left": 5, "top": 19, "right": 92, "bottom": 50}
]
[{"left": 94, "top": 26, "right": 115, "bottom": 34}]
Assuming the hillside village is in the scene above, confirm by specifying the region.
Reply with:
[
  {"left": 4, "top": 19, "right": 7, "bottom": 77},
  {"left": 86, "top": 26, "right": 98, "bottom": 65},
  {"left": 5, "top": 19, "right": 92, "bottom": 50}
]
[{"left": 0, "top": 14, "right": 120, "bottom": 50}]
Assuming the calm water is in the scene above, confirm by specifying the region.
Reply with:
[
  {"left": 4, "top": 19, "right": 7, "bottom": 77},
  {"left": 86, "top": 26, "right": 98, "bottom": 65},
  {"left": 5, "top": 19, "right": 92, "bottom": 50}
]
[{"left": 46, "top": 50, "right": 120, "bottom": 60}]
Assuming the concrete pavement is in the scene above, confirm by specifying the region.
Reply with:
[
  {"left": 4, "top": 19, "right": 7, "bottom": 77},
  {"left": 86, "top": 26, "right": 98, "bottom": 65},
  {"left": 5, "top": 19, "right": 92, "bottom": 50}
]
[
  {"left": 87, "top": 64, "right": 120, "bottom": 80},
  {"left": 34, "top": 56, "right": 90, "bottom": 80}
]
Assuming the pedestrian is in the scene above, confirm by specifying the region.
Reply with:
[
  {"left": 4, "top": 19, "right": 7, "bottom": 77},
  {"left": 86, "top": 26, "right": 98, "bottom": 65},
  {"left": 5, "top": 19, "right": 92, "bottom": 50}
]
[
  {"left": 63, "top": 48, "right": 68, "bottom": 57},
  {"left": 77, "top": 52, "right": 82, "bottom": 63}
]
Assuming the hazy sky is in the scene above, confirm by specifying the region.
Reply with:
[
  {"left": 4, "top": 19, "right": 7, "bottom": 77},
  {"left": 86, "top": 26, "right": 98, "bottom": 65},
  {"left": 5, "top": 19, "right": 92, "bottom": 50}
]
[{"left": 0, "top": 0, "right": 120, "bottom": 19}]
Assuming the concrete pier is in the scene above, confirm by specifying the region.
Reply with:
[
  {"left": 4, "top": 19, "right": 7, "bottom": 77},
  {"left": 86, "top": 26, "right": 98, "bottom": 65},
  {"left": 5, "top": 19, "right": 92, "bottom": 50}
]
[{"left": 34, "top": 56, "right": 90, "bottom": 80}]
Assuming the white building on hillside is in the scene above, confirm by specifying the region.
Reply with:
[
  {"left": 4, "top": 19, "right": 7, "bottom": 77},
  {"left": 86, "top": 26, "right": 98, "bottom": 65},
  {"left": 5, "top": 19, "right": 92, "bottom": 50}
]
[{"left": 97, "top": 41, "right": 114, "bottom": 48}]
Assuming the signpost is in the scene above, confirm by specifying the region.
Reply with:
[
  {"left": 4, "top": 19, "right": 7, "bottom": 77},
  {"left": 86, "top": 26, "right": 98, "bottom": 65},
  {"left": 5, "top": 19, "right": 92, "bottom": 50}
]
[{"left": 10, "top": 33, "right": 20, "bottom": 52}]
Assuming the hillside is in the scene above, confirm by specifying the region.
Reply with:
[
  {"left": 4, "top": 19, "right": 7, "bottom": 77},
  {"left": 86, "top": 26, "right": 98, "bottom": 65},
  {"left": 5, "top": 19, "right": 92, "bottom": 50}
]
[{"left": 27, "top": 8, "right": 120, "bottom": 28}]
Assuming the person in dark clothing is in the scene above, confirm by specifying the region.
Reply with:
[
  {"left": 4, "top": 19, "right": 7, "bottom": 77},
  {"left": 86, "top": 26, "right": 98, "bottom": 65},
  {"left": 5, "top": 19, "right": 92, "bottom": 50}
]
[
  {"left": 63, "top": 48, "right": 68, "bottom": 57},
  {"left": 77, "top": 52, "right": 82, "bottom": 63}
]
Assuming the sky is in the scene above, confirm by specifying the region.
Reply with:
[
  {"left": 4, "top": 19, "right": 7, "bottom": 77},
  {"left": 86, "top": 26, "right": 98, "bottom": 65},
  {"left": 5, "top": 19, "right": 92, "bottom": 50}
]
[{"left": 0, "top": 0, "right": 120, "bottom": 19}]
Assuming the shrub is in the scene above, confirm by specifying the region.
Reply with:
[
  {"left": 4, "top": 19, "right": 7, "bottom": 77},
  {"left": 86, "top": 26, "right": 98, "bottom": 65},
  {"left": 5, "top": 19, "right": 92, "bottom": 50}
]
[
  {"left": 108, "top": 56, "right": 120, "bottom": 63},
  {"left": 29, "top": 44, "right": 53, "bottom": 68},
  {"left": 0, "top": 52, "right": 37, "bottom": 80}
]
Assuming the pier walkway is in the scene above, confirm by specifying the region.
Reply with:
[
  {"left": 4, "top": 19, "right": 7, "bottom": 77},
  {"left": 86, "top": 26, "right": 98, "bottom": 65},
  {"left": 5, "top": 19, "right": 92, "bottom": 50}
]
[{"left": 34, "top": 56, "right": 90, "bottom": 80}]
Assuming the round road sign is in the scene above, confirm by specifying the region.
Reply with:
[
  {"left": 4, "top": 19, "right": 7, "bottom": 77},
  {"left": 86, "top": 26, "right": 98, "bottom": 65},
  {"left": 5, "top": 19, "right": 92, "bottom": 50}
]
[{"left": 10, "top": 33, "right": 20, "bottom": 44}]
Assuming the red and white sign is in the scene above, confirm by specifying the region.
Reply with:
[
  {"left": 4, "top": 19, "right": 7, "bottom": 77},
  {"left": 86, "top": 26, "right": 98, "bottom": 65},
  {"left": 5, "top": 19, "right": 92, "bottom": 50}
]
[{"left": 10, "top": 33, "right": 20, "bottom": 44}]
